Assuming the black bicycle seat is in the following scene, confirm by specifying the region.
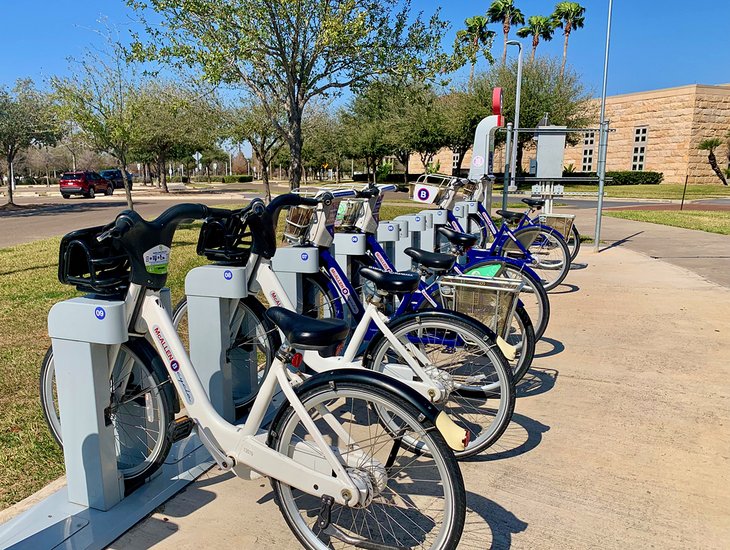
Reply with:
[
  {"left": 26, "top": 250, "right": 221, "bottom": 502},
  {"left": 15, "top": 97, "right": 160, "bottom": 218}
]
[
  {"left": 404, "top": 248, "right": 456, "bottom": 271},
  {"left": 522, "top": 198, "right": 545, "bottom": 209},
  {"left": 495, "top": 210, "right": 527, "bottom": 223},
  {"left": 437, "top": 226, "right": 478, "bottom": 248},
  {"left": 265, "top": 307, "right": 349, "bottom": 350},
  {"left": 359, "top": 267, "right": 419, "bottom": 294}
]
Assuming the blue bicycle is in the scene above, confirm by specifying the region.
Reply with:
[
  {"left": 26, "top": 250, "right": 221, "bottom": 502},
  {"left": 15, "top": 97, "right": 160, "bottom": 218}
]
[{"left": 293, "top": 186, "right": 537, "bottom": 381}]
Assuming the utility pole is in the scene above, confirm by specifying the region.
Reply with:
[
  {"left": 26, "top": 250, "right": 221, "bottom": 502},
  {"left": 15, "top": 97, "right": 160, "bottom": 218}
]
[{"left": 594, "top": 0, "right": 614, "bottom": 253}]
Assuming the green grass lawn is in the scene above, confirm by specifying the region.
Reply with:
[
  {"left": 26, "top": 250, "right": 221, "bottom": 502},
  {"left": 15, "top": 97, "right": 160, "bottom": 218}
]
[
  {"left": 518, "top": 183, "right": 730, "bottom": 201},
  {"left": 604, "top": 210, "right": 730, "bottom": 235},
  {"left": 0, "top": 203, "right": 423, "bottom": 511}
]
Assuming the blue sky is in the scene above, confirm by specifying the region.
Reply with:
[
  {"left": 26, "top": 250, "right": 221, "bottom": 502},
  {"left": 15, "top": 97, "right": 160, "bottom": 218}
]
[{"left": 2, "top": 0, "right": 729, "bottom": 97}]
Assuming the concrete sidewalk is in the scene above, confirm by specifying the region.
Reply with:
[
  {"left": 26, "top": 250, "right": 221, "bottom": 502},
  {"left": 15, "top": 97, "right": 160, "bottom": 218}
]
[{"left": 111, "top": 246, "right": 730, "bottom": 549}]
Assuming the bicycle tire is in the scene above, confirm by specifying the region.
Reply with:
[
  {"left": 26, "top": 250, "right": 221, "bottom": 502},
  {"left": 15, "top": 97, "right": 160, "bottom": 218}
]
[
  {"left": 567, "top": 224, "right": 581, "bottom": 262},
  {"left": 172, "top": 295, "right": 280, "bottom": 413},
  {"left": 363, "top": 311, "right": 515, "bottom": 458},
  {"left": 464, "top": 259, "right": 551, "bottom": 340},
  {"left": 39, "top": 337, "right": 175, "bottom": 487},
  {"left": 467, "top": 213, "right": 492, "bottom": 249},
  {"left": 498, "top": 225, "right": 571, "bottom": 291},
  {"left": 269, "top": 381, "right": 466, "bottom": 550}
]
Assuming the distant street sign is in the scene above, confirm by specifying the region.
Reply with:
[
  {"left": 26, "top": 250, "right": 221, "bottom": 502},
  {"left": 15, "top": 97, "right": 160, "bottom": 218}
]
[{"left": 193, "top": 151, "right": 202, "bottom": 163}]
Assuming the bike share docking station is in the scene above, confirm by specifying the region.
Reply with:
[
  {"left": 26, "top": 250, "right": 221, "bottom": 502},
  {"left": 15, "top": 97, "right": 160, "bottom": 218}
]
[{"left": 0, "top": 290, "right": 214, "bottom": 550}]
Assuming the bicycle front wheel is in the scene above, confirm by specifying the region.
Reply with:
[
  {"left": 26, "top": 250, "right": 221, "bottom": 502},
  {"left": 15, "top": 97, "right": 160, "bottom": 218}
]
[
  {"left": 567, "top": 224, "right": 581, "bottom": 262},
  {"left": 39, "top": 337, "right": 175, "bottom": 486},
  {"left": 269, "top": 381, "right": 466, "bottom": 550},
  {"left": 173, "top": 295, "right": 279, "bottom": 412},
  {"left": 464, "top": 260, "right": 551, "bottom": 340},
  {"left": 499, "top": 226, "right": 571, "bottom": 291},
  {"left": 364, "top": 312, "right": 515, "bottom": 458}
]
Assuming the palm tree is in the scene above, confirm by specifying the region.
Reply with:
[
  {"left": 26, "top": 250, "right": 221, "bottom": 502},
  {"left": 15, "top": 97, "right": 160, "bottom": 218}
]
[
  {"left": 455, "top": 16, "right": 496, "bottom": 86},
  {"left": 698, "top": 138, "right": 728, "bottom": 185},
  {"left": 552, "top": 2, "right": 586, "bottom": 77},
  {"left": 487, "top": 0, "right": 525, "bottom": 65},
  {"left": 517, "top": 16, "right": 556, "bottom": 61}
]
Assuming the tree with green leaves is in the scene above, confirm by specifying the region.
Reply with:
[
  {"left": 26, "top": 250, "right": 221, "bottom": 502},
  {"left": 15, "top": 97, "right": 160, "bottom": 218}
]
[
  {"left": 226, "top": 99, "right": 285, "bottom": 202},
  {"left": 474, "top": 56, "right": 595, "bottom": 171},
  {"left": 340, "top": 87, "right": 394, "bottom": 184},
  {"left": 552, "top": 2, "right": 586, "bottom": 77},
  {"left": 487, "top": 0, "right": 525, "bottom": 65},
  {"left": 130, "top": 82, "right": 221, "bottom": 193},
  {"left": 53, "top": 39, "right": 138, "bottom": 209},
  {"left": 517, "top": 15, "right": 556, "bottom": 61},
  {"left": 454, "top": 16, "right": 495, "bottom": 88},
  {"left": 698, "top": 138, "right": 728, "bottom": 185},
  {"left": 128, "top": 0, "right": 452, "bottom": 190},
  {"left": 0, "top": 80, "right": 61, "bottom": 205}
]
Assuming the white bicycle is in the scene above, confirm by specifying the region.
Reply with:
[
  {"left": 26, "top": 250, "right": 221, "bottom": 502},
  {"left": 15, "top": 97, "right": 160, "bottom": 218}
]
[{"left": 46, "top": 201, "right": 467, "bottom": 549}]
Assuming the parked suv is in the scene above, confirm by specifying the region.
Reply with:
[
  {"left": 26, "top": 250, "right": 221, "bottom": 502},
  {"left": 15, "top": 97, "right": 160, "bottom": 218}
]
[
  {"left": 99, "top": 169, "right": 133, "bottom": 190},
  {"left": 59, "top": 171, "right": 112, "bottom": 199}
]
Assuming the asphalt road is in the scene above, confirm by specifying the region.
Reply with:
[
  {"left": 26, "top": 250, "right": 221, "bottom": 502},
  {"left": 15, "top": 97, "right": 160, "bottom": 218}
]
[{"left": 0, "top": 192, "right": 257, "bottom": 248}]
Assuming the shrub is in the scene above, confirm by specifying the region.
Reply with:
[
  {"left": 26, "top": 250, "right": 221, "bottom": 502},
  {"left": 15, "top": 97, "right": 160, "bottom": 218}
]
[
  {"left": 221, "top": 175, "right": 254, "bottom": 183},
  {"left": 605, "top": 171, "right": 663, "bottom": 185}
]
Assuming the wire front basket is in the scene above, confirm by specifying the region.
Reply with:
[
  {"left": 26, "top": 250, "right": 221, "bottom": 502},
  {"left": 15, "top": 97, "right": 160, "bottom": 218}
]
[
  {"left": 438, "top": 276, "right": 523, "bottom": 338},
  {"left": 58, "top": 225, "right": 130, "bottom": 294},
  {"left": 334, "top": 198, "right": 366, "bottom": 231},
  {"left": 538, "top": 213, "right": 575, "bottom": 239},
  {"left": 409, "top": 174, "right": 455, "bottom": 205},
  {"left": 460, "top": 179, "right": 478, "bottom": 200},
  {"left": 283, "top": 205, "right": 317, "bottom": 244}
]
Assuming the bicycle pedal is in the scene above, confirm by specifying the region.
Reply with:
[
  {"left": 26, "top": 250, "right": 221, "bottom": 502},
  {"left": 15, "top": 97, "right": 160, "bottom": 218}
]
[{"left": 170, "top": 416, "right": 194, "bottom": 442}]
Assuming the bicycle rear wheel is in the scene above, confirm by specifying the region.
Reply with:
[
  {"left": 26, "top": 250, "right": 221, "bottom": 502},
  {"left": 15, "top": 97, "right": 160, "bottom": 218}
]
[
  {"left": 269, "top": 381, "right": 466, "bottom": 550},
  {"left": 39, "top": 338, "right": 175, "bottom": 486},
  {"left": 567, "top": 224, "right": 581, "bottom": 262}
]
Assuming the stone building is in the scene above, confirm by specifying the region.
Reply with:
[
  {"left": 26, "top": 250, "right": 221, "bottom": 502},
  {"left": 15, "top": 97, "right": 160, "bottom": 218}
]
[{"left": 407, "top": 83, "right": 730, "bottom": 184}]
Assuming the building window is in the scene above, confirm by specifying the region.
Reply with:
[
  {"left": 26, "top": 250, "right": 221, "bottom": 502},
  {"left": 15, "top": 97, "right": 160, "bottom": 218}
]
[
  {"left": 582, "top": 131, "right": 595, "bottom": 172},
  {"left": 452, "top": 152, "right": 460, "bottom": 171},
  {"left": 632, "top": 127, "right": 648, "bottom": 171}
]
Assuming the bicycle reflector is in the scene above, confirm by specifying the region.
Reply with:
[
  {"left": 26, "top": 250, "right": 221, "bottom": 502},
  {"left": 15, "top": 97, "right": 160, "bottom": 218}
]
[{"left": 291, "top": 353, "right": 303, "bottom": 369}]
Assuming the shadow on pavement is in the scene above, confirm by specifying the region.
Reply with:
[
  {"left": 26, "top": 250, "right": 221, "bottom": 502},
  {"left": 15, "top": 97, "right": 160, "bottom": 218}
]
[
  {"left": 569, "top": 262, "right": 588, "bottom": 270},
  {"left": 467, "top": 412, "right": 550, "bottom": 463},
  {"left": 549, "top": 283, "right": 580, "bottom": 294},
  {"left": 0, "top": 200, "right": 150, "bottom": 218},
  {"left": 516, "top": 367, "right": 559, "bottom": 397},
  {"left": 460, "top": 491, "right": 528, "bottom": 550},
  {"left": 534, "top": 338, "right": 565, "bottom": 360},
  {"left": 599, "top": 231, "right": 644, "bottom": 252}
]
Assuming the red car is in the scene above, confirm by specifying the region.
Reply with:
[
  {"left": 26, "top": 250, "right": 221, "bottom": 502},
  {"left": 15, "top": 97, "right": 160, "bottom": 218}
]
[{"left": 59, "top": 171, "right": 113, "bottom": 199}]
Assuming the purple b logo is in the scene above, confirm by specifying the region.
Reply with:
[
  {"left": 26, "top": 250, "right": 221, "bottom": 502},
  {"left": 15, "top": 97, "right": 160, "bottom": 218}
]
[
  {"left": 300, "top": 252, "right": 309, "bottom": 261},
  {"left": 223, "top": 270, "right": 233, "bottom": 280},
  {"left": 170, "top": 360, "right": 180, "bottom": 372},
  {"left": 351, "top": 236, "right": 358, "bottom": 243},
  {"left": 417, "top": 188, "right": 430, "bottom": 201}
]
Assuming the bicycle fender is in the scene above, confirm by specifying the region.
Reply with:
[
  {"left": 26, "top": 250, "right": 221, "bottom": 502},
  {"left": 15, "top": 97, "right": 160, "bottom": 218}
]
[{"left": 267, "top": 368, "right": 468, "bottom": 452}]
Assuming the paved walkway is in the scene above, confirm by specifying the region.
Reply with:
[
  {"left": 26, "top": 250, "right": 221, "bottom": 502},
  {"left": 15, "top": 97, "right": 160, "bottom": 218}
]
[{"left": 111, "top": 245, "right": 730, "bottom": 549}]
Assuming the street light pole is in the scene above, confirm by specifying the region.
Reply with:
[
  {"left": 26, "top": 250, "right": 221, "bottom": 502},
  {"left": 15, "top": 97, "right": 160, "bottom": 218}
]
[
  {"left": 594, "top": 0, "right": 614, "bottom": 253},
  {"left": 506, "top": 40, "right": 523, "bottom": 192}
]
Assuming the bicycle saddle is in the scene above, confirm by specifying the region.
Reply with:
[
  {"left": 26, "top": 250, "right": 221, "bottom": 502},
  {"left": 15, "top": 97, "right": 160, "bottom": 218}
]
[
  {"left": 495, "top": 210, "right": 527, "bottom": 223},
  {"left": 521, "top": 198, "right": 544, "bottom": 209},
  {"left": 264, "top": 307, "right": 349, "bottom": 350},
  {"left": 437, "top": 226, "right": 478, "bottom": 248},
  {"left": 359, "top": 267, "right": 419, "bottom": 294},
  {"left": 404, "top": 248, "right": 456, "bottom": 271}
]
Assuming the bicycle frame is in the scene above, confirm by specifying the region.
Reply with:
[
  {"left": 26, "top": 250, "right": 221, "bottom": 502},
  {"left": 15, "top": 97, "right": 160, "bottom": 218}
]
[
  {"left": 127, "top": 282, "right": 367, "bottom": 507},
  {"left": 249, "top": 252, "right": 449, "bottom": 401}
]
